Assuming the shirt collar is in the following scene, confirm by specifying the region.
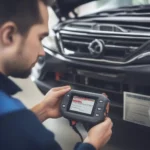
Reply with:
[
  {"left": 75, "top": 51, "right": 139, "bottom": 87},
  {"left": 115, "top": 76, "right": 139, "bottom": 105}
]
[{"left": 0, "top": 73, "right": 22, "bottom": 95}]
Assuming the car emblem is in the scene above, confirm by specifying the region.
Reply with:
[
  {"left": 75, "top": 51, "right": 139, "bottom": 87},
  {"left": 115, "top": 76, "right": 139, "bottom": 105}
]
[{"left": 88, "top": 39, "right": 104, "bottom": 57}]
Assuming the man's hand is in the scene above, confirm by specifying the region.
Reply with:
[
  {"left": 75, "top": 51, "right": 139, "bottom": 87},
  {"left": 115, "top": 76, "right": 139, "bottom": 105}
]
[
  {"left": 84, "top": 117, "right": 113, "bottom": 150},
  {"left": 43, "top": 86, "right": 71, "bottom": 118},
  {"left": 32, "top": 86, "right": 71, "bottom": 122}
]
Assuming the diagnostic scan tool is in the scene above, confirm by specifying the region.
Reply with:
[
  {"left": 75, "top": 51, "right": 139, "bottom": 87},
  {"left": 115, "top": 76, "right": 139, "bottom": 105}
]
[{"left": 61, "top": 90, "right": 110, "bottom": 125}]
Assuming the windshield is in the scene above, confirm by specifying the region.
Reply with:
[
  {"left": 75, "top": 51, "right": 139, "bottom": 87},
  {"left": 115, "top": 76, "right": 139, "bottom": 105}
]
[{"left": 75, "top": 0, "right": 150, "bottom": 16}]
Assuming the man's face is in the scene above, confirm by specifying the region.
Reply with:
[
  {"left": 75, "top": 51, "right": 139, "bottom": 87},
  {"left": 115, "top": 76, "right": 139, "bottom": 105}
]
[{"left": 1, "top": 1, "right": 49, "bottom": 78}]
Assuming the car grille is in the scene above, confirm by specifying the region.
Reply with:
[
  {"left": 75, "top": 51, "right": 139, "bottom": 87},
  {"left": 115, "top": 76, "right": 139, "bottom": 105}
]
[{"left": 56, "top": 17, "right": 150, "bottom": 64}]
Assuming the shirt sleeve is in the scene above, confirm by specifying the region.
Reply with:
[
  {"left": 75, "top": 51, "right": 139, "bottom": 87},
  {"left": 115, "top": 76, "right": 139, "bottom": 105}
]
[
  {"left": 0, "top": 109, "right": 62, "bottom": 150},
  {"left": 74, "top": 142, "right": 96, "bottom": 150}
]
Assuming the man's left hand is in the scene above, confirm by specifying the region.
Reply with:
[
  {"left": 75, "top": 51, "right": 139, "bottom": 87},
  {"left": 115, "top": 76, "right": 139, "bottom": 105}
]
[
  {"left": 43, "top": 86, "right": 71, "bottom": 118},
  {"left": 32, "top": 86, "right": 71, "bottom": 122}
]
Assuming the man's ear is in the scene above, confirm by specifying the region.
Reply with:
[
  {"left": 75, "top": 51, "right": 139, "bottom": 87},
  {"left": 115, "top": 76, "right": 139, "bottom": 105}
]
[{"left": 0, "top": 22, "right": 18, "bottom": 46}]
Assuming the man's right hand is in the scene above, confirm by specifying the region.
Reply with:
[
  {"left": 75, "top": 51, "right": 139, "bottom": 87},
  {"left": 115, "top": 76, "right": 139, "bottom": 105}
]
[{"left": 83, "top": 117, "right": 113, "bottom": 150}]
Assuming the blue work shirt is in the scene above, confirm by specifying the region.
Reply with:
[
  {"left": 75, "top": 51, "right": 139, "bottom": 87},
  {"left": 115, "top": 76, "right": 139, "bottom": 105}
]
[{"left": 0, "top": 73, "right": 95, "bottom": 150}]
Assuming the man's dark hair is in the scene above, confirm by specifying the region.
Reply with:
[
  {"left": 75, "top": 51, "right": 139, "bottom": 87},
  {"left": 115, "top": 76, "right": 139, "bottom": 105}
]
[{"left": 0, "top": 0, "right": 50, "bottom": 35}]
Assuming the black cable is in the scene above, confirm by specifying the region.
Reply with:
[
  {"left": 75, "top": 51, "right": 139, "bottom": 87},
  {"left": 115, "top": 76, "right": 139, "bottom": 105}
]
[{"left": 69, "top": 120, "right": 84, "bottom": 142}]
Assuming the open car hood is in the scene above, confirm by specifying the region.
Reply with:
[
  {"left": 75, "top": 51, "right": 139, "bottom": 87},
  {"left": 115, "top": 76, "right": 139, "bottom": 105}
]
[{"left": 53, "top": 0, "right": 95, "bottom": 18}]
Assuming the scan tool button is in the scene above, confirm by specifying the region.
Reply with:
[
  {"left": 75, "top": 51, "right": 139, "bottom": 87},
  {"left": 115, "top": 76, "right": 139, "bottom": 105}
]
[
  {"left": 98, "top": 108, "right": 102, "bottom": 111},
  {"left": 96, "top": 114, "right": 100, "bottom": 117}
]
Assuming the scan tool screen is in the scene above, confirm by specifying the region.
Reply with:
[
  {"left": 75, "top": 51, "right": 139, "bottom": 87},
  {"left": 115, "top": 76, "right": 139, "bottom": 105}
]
[{"left": 69, "top": 96, "right": 95, "bottom": 115}]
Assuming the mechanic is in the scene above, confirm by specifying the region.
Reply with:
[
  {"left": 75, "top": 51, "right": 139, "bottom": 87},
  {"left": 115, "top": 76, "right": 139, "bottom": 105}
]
[{"left": 0, "top": 0, "right": 113, "bottom": 150}]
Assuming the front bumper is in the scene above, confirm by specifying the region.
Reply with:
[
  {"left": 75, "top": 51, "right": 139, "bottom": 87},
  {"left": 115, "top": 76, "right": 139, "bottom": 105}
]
[{"left": 32, "top": 47, "right": 150, "bottom": 119}]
